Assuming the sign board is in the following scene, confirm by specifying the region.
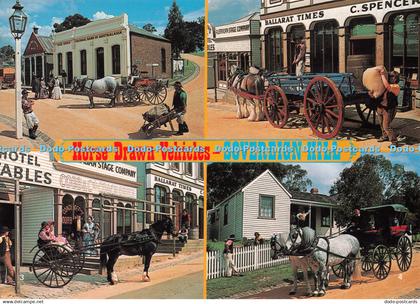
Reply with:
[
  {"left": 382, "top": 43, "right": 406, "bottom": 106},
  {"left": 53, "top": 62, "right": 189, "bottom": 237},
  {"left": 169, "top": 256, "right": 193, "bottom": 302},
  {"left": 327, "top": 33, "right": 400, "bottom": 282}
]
[
  {"left": 215, "top": 21, "right": 251, "bottom": 39},
  {"left": 0, "top": 152, "right": 137, "bottom": 198},
  {"left": 63, "top": 162, "right": 138, "bottom": 183}
]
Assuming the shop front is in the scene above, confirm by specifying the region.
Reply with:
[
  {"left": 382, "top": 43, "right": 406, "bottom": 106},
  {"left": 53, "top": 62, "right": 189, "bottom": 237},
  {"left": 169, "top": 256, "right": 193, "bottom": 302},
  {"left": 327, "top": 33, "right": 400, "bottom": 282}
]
[
  {"left": 208, "top": 12, "right": 261, "bottom": 89},
  {"left": 261, "top": 0, "right": 420, "bottom": 109}
]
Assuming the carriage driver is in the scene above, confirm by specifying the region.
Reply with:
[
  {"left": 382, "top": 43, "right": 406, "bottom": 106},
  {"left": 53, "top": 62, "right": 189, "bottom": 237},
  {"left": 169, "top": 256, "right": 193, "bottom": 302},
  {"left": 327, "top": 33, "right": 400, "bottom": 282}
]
[{"left": 172, "top": 81, "right": 189, "bottom": 136}]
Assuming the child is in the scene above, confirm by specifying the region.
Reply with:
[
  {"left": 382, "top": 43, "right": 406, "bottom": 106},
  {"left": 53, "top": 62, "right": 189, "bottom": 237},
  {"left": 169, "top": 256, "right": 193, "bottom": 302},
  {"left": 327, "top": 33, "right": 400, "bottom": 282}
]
[
  {"left": 21, "top": 89, "right": 40, "bottom": 139},
  {"left": 178, "top": 227, "right": 188, "bottom": 243}
]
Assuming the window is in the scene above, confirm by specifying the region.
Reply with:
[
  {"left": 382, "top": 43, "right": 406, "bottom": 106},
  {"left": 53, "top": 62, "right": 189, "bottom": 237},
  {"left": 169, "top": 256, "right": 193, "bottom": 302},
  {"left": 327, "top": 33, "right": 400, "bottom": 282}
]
[
  {"left": 111, "top": 45, "right": 121, "bottom": 74},
  {"left": 57, "top": 53, "right": 63, "bottom": 74},
  {"left": 117, "top": 202, "right": 124, "bottom": 234},
  {"left": 172, "top": 190, "right": 183, "bottom": 204},
  {"left": 185, "top": 163, "right": 193, "bottom": 176},
  {"left": 155, "top": 185, "right": 168, "bottom": 215},
  {"left": 259, "top": 195, "right": 274, "bottom": 219},
  {"left": 80, "top": 50, "right": 87, "bottom": 75},
  {"left": 198, "top": 163, "right": 204, "bottom": 179},
  {"left": 266, "top": 28, "right": 283, "bottom": 72},
  {"left": 171, "top": 163, "right": 180, "bottom": 171},
  {"left": 218, "top": 53, "right": 227, "bottom": 81},
  {"left": 161, "top": 48, "right": 166, "bottom": 73},
  {"left": 321, "top": 208, "right": 331, "bottom": 227},
  {"left": 311, "top": 21, "right": 339, "bottom": 73},
  {"left": 223, "top": 204, "right": 228, "bottom": 225},
  {"left": 125, "top": 203, "right": 132, "bottom": 234}
]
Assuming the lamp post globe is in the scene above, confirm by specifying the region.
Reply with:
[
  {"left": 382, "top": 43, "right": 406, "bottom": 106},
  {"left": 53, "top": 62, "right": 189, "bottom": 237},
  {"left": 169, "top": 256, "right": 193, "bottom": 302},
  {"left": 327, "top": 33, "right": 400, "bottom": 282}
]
[{"left": 9, "top": 0, "right": 27, "bottom": 140}]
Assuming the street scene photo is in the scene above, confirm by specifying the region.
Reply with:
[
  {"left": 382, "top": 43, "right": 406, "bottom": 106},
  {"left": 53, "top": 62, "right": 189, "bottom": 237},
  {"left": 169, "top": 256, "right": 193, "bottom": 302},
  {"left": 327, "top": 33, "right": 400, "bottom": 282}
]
[
  {"left": 0, "top": 154, "right": 204, "bottom": 298},
  {"left": 0, "top": 0, "right": 204, "bottom": 147},
  {"left": 206, "top": 157, "right": 420, "bottom": 298},
  {"left": 207, "top": 0, "right": 420, "bottom": 150}
]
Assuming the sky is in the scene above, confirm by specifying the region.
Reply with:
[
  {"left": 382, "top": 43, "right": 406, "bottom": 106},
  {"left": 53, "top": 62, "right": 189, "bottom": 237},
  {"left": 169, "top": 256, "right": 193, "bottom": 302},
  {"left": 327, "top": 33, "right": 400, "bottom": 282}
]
[
  {"left": 294, "top": 153, "right": 420, "bottom": 195},
  {"left": 208, "top": 0, "right": 259, "bottom": 26},
  {"left": 0, "top": 0, "right": 204, "bottom": 48}
]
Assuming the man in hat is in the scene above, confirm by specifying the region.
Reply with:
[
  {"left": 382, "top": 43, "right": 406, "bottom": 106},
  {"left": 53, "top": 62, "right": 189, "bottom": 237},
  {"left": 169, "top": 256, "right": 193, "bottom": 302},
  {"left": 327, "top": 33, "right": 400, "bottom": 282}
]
[
  {"left": 172, "top": 81, "right": 189, "bottom": 136},
  {"left": 0, "top": 226, "right": 15, "bottom": 285},
  {"left": 22, "top": 89, "right": 40, "bottom": 139},
  {"left": 223, "top": 234, "right": 242, "bottom": 277}
]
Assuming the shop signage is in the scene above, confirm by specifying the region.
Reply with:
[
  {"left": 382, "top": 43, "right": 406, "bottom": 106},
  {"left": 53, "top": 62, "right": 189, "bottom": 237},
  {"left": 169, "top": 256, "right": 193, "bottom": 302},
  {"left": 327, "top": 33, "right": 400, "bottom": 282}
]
[
  {"left": 154, "top": 176, "right": 193, "bottom": 192},
  {"left": 262, "top": 0, "right": 420, "bottom": 29},
  {"left": 62, "top": 161, "right": 137, "bottom": 182},
  {"left": 215, "top": 21, "right": 251, "bottom": 38}
]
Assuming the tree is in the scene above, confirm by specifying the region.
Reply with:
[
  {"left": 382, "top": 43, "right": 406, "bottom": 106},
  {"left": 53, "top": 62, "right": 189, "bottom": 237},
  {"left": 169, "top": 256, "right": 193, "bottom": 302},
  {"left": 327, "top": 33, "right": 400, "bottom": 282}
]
[
  {"left": 184, "top": 17, "right": 204, "bottom": 52},
  {"left": 207, "top": 163, "right": 312, "bottom": 209},
  {"left": 53, "top": 14, "right": 91, "bottom": 33},
  {"left": 143, "top": 23, "right": 157, "bottom": 33},
  {"left": 0, "top": 45, "right": 14, "bottom": 61},
  {"left": 164, "top": 0, "right": 186, "bottom": 56},
  {"left": 330, "top": 154, "right": 420, "bottom": 228}
]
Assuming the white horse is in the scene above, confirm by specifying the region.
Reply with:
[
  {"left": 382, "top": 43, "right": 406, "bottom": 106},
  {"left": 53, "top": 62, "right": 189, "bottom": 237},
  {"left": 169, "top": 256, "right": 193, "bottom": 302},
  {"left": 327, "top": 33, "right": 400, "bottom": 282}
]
[{"left": 83, "top": 76, "right": 120, "bottom": 108}]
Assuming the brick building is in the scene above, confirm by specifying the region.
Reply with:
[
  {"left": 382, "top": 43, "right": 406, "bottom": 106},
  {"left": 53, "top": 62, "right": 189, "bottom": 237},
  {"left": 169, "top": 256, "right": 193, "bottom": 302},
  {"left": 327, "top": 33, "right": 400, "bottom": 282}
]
[{"left": 49, "top": 14, "right": 171, "bottom": 85}]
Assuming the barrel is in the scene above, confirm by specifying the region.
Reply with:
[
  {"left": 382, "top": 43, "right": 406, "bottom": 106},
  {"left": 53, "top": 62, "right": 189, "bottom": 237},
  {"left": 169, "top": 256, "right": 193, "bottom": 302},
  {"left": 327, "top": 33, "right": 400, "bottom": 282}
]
[
  {"left": 347, "top": 54, "right": 375, "bottom": 88},
  {"left": 188, "top": 227, "right": 199, "bottom": 240}
]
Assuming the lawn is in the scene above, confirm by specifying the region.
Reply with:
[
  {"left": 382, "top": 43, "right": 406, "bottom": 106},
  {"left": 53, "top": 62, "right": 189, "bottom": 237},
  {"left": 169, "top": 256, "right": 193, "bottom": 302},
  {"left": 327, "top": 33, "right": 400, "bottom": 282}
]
[
  {"left": 191, "top": 51, "right": 204, "bottom": 57},
  {"left": 207, "top": 264, "right": 292, "bottom": 299},
  {"left": 170, "top": 59, "right": 198, "bottom": 84}
]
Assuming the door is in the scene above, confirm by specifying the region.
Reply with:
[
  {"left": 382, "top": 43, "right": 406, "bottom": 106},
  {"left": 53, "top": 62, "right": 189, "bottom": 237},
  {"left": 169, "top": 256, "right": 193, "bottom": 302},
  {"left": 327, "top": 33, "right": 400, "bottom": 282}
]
[
  {"left": 66, "top": 52, "right": 73, "bottom": 84},
  {"left": 96, "top": 47, "right": 105, "bottom": 79},
  {"left": 199, "top": 207, "right": 204, "bottom": 239},
  {"left": 287, "top": 25, "right": 305, "bottom": 74},
  {"left": 312, "top": 20, "right": 339, "bottom": 73}
]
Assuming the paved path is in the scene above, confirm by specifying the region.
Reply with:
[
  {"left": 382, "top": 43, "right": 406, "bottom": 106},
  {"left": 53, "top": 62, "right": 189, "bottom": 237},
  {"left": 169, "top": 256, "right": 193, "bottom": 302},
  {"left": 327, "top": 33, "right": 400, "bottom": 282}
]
[{"left": 0, "top": 54, "right": 204, "bottom": 147}]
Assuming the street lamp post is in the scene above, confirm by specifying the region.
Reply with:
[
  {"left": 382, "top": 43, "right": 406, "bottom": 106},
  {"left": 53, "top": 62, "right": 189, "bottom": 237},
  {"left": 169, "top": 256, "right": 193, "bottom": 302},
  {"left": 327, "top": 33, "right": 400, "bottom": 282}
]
[{"left": 9, "top": 0, "right": 27, "bottom": 139}]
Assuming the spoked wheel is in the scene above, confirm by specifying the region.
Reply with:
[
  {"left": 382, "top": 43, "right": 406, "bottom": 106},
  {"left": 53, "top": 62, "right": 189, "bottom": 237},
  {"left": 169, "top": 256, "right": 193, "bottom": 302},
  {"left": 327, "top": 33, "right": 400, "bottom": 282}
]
[
  {"left": 146, "top": 85, "right": 167, "bottom": 105},
  {"left": 396, "top": 236, "right": 412, "bottom": 272},
  {"left": 122, "top": 87, "right": 140, "bottom": 106},
  {"left": 356, "top": 101, "right": 397, "bottom": 127},
  {"left": 303, "top": 76, "right": 344, "bottom": 139},
  {"left": 32, "top": 244, "right": 76, "bottom": 288},
  {"left": 372, "top": 245, "right": 392, "bottom": 280},
  {"left": 361, "top": 254, "right": 373, "bottom": 272},
  {"left": 263, "top": 85, "right": 289, "bottom": 128},
  {"left": 332, "top": 262, "right": 345, "bottom": 278},
  {"left": 72, "top": 251, "right": 86, "bottom": 275}
]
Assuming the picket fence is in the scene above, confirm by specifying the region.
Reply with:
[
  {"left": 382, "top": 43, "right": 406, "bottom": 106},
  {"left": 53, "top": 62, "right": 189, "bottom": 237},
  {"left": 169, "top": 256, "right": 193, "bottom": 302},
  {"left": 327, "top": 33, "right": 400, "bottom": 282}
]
[{"left": 207, "top": 243, "right": 289, "bottom": 279}]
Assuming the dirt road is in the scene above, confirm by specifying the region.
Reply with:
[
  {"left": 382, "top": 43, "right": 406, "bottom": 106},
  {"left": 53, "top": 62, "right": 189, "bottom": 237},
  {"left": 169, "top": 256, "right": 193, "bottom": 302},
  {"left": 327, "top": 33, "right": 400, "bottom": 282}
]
[
  {"left": 243, "top": 252, "right": 420, "bottom": 299},
  {"left": 207, "top": 99, "right": 420, "bottom": 151},
  {"left": 0, "top": 54, "right": 204, "bottom": 146}
]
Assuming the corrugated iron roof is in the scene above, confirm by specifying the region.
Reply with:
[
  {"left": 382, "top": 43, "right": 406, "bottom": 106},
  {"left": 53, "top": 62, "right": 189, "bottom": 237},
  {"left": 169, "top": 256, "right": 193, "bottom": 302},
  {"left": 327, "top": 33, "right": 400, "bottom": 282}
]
[{"left": 129, "top": 24, "right": 170, "bottom": 42}]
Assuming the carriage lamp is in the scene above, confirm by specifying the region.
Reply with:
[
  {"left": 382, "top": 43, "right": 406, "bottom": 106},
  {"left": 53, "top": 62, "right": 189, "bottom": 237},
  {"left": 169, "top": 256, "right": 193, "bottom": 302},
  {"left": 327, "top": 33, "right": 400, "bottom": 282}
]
[{"left": 9, "top": 0, "right": 27, "bottom": 139}]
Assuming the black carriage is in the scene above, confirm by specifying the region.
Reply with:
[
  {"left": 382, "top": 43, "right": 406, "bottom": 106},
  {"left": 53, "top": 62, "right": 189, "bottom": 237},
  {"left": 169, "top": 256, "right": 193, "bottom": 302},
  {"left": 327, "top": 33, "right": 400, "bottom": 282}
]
[{"left": 333, "top": 204, "right": 412, "bottom": 280}]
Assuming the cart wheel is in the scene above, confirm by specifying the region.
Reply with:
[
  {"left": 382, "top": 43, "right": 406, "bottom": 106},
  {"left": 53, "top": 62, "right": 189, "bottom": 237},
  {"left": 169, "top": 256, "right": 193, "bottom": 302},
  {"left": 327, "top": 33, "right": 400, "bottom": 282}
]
[
  {"left": 32, "top": 244, "right": 75, "bottom": 288},
  {"left": 396, "top": 236, "right": 412, "bottom": 272},
  {"left": 372, "top": 245, "right": 391, "bottom": 280},
  {"left": 332, "top": 262, "right": 345, "bottom": 279},
  {"left": 356, "top": 101, "right": 397, "bottom": 127},
  {"left": 361, "top": 254, "right": 373, "bottom": 272},
  {"left": 122, "top": 88, "right": 140, "bottom": 106},
  {"left": 146, "top": 86, "right": 167, "bottom": 105},
  {"left": 303, "top": 76, "right": 344, "bottom": 139},
  {"left": 263, "top": 85, "right": 288, "bottom": 128},
  {"left": 72, "top": 251, "right": 86, "bottom": 275}
]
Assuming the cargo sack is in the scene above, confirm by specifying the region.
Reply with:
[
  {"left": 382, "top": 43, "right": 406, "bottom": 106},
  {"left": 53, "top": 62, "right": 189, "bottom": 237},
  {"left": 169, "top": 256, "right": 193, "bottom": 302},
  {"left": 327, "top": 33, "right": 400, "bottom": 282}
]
[
  {"left": 362, "top": 66, "right": 387, "bottom": 98},
  {"left": 143, "top": 104, "right": 170, "bottom": 122}
]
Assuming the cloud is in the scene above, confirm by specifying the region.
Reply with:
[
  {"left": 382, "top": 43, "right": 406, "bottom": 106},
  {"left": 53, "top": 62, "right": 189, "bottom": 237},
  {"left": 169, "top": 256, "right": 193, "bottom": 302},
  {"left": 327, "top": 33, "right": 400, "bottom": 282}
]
[
  {"left": 184, "top": 9, "right": 204, "bottom": 22},
  {"left": 92, "top": 11, "right": 114, "bottom": 21}
]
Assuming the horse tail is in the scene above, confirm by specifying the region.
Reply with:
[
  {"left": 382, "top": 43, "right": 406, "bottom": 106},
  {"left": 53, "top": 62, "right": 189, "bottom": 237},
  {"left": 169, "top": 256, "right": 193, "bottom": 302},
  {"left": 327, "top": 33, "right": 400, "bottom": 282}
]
[
  {"left": 353, "top": 249, "right": 362, "bottom": 280},
  {"left": 99, "top": 242, "right": 108, "bottom": 275}
]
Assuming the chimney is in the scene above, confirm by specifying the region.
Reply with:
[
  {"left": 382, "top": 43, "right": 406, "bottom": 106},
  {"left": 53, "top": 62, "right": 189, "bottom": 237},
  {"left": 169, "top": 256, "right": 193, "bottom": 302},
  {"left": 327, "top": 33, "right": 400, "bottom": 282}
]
[
  {"left": 33, "top": 26, "right": 39, "bottom": 34},
  {"left": 310, "top": 187, "right": 319, "bottom": 194}
]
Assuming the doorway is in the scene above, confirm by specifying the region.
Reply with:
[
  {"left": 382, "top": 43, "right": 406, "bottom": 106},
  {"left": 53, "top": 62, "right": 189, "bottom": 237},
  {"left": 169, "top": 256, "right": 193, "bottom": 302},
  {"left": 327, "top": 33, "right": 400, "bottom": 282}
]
[
  {"left": 66, "top": 52, "right": 73, "bottom": 84},
  {"left": 311, "top": 20, "right": 339, "bottom": 73},
  {"left": 199, "top": 207, "right": 204, "bottom": 239},
  {"left": 287, "top": 24, "right": 305, "bottom": 74},
  {"left": 96, "top": 47, "right": 105, "bottom": 79}
]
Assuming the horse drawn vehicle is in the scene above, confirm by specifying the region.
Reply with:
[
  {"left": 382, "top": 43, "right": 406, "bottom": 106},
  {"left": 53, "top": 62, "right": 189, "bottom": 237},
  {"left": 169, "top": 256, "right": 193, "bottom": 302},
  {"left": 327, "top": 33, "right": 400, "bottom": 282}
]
[
  {"left": 332, "top": 204, "right": 413, "bottom": 281},
  {"left": 270, "top": 204, "right": 413, "bottom": 296},
  {"left": 229, "top": 69, "right": 386, "bottom": 139},
  {"left": 28, "top": 217, "right": 176, "bottom": 288},
  {"left": 130, "top": 76, "right": 169, "bottom": 105}
]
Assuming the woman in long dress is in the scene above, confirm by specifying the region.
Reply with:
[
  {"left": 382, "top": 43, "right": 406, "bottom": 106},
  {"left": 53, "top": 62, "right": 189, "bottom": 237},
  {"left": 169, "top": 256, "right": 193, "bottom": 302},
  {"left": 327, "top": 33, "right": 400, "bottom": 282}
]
[{"left": 52, "top": 77, "right": 62, "bottom": 100}]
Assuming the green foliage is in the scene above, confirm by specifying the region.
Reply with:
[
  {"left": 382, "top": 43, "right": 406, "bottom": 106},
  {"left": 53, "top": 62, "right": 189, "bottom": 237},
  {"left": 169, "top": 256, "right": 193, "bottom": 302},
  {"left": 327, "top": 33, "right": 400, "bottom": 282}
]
[
  {"left": 0, "top": 45, "right": 14, "bottom": 61},
  {"left": 330, "top": 155, "right": 420, "bottom": 228},
  {"left": 207, "top": 163, "right": 312, "bottom": 209},
  {"left": 53, "top": 14, "right": 91, "bottom": 33},
  {"left": 143, "top": 23, "right": 157, "bottom": 33},
  {"left": 207, "top": 264, "right": 292, "bottom": 299}
]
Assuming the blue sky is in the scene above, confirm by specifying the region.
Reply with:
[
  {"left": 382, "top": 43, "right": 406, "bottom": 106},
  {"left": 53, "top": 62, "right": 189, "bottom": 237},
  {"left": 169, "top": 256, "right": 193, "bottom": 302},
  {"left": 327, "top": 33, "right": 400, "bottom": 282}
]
[
  {"left": 0, "top": 0, "right": 204, "bottom": 48},
  {"left": 294, "top": 153, "right": 420, "bottom": 195},
  {"left": 208, "top": 0, "right": 259, "bottom": 26}
]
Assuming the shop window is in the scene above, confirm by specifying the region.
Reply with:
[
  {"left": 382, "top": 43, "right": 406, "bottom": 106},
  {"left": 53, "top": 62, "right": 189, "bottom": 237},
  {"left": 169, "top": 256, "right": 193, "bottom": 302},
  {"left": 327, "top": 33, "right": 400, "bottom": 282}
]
[
  {"left": 218, "top": 53, "right": 227, "bottom": 81},
  {"left": 185, "top": 193, "right": 196, "bottom": 226},
  {"left": 185, "top": 163, "right": 193, "bottom": 176},
  {"left": 172, "top": 190, "right": 183, "bottom": 204},
  {"left": 57, "top": 53, "right": 63, "bottom": 74},
  {"left": 321, "top": 208, "right": 331, "bottom": 227},
  {"left": 259, "top": 195, "right": 274, "bottom": 219},
  {"left": 112, "top": 45, "right": 121, "bottom": 74},
  {"left": 103, "top": 200, "right": 112, "bottom": 237},
  {"left": 348, "top": 17, "right": 376, "bottom": 56},
  {"left": 288, "top": 24, "right": 305, "bottom": 74},
  {"left": 312, "top": 20, "right": 339, "bottom": 73},
  {"left": 161, "top": 48, "right": 166, "bottom": 73},
  {"left": 62, "top": 194, "right": 74, "bottom": 235},
  {"left": 239, "top": 53, "right": 250, "bottom": 72},
  {"left": 155, "top": 185, "right": 168, "bottom": 217},
  {"left": 92, "top": 198, "right": 101, "bottom": 236},
  {"left": 80, "top": 50, "right": 87, "bottom": 75},
  {"left": 223, "top": 204, "right": 228, "bottom": 226},
  {"left": 266, "top": 28, "right": 283, "bottom": 72}
]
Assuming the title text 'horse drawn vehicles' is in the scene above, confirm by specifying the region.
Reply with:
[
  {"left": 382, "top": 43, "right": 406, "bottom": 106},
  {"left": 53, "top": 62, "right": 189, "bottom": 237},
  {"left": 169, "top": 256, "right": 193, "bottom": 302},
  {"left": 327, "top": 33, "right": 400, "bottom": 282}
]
[
  {"left": 229, "top": 69, "right": 392, "bottom": 139},
  {"left": 333, "top": 204, "right": 413, "bottom": 281},
  {"left": 28, "top": 218, "right": 176, "bottom": 288}
]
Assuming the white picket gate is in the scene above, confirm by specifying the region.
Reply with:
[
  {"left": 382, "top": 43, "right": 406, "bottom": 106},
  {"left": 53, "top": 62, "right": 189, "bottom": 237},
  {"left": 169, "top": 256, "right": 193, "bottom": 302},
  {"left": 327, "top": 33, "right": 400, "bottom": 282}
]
[{"left": 207, "top": 243, "right": 289, "bottom": 279}]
